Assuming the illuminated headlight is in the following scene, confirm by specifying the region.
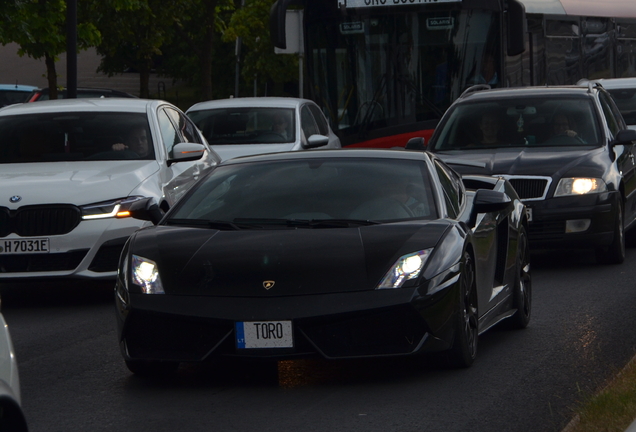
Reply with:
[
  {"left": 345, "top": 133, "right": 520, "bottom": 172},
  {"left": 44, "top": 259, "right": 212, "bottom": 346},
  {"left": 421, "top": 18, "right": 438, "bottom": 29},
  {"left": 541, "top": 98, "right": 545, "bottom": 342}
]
[
  {"left": 554, "top": 178, "right": 607, "bottom": 197},
  {"left": 377, "top": 249, "right": 432, "bottom": 289},
  {"left": 131, "top": 255, "right": 165, "bottom": 294},
  {"left": 81, "top": 196, "right": 145, "bottom": 220}
]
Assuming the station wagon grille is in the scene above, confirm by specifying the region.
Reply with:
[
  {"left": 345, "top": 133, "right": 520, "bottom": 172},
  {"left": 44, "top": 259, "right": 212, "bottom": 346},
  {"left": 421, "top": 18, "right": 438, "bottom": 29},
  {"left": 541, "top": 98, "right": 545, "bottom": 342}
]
[
  {"left": 0, "top": 205, "right": 81, "bottom": 237},
  {"left": 501, "top": 176, "right": 552, "bottom": 201}
]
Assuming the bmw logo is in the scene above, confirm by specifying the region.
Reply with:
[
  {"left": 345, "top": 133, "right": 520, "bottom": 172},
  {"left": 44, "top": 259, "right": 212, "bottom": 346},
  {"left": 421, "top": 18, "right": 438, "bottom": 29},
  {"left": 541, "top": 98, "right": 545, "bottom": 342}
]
[{"left": 9, "top": 196, "right": 21, "bottom": 203}]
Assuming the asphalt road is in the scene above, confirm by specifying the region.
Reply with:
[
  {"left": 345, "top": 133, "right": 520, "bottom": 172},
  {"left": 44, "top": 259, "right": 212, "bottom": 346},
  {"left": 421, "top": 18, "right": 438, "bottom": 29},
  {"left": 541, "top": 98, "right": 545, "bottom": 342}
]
[{"left": 2, "top": 247, "right": 636, "bottom": 432}]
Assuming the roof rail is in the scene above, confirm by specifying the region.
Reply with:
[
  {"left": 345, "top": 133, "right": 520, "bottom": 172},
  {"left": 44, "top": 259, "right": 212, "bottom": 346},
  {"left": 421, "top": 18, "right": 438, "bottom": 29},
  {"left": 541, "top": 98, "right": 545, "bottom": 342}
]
[
  {"left": 460, "top": 84, "right": 491, "bottom": 99},
  {"left": 587, "top": 80, "right": 604, "bottom": 94}
]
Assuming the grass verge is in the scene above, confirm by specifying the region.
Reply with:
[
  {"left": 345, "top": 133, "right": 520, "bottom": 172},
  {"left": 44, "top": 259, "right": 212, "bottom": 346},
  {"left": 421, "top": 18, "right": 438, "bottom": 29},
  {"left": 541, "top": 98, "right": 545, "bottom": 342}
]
[{"left": 566, "top": 356, "right": 636, "bottom": 431}]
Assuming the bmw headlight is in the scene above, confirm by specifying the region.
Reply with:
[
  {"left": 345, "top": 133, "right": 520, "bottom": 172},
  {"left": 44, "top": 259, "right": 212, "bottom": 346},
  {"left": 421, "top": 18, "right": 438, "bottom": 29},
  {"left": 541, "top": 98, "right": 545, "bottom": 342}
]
[
  {"left": 377, "top": 249, "right": 432, "bottom": 289},
  {"left": 131, "top": 255, "right": 165, "bottom": 294},
  {"left": 554, "top": 178, "right": 607, "bottom": 197},
  {"left": 81, "top": 196, "right": 146, "bottom": 220}
]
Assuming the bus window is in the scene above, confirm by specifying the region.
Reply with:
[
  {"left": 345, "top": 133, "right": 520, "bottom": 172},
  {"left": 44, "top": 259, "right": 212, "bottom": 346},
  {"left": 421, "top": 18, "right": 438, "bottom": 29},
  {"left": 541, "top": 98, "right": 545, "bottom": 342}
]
[{"left": 305, "top": 6, "right": 500, "bottom": 146}]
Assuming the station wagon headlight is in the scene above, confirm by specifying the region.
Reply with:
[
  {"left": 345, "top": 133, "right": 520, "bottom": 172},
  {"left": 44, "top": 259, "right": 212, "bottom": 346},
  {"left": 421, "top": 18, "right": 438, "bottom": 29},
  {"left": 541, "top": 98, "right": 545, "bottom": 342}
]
[
  {"left": 377, "top": 249, "right": 432, "bottom": 289},
  {"left": 81, "top": 196, "right": 145, "bottom": 220},
  {"left": 554, "top": 178, "right": 607, "bottom": 196},
  {"left": 131, "top": 255, "right": 164, "bottom": 294}
]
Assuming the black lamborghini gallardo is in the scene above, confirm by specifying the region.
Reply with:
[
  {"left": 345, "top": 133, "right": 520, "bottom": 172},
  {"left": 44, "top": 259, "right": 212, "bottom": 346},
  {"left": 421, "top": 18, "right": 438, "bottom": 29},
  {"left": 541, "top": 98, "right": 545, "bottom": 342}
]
[{"left": 115, "top": 149, "right": 531, "bottom": 375}]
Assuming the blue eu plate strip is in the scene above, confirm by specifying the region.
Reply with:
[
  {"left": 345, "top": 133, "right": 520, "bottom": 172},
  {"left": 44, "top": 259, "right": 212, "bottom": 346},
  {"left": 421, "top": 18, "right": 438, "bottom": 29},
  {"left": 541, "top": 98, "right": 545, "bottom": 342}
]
[{"left": 235, "top": 322, "right": 246, "bottom": 349}]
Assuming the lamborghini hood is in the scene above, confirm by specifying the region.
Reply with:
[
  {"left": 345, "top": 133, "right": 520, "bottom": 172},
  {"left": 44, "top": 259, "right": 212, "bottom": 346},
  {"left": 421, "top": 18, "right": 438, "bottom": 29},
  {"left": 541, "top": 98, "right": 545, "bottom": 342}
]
[{"left": 130, "top": 222, "right": 451, "bottom": 296}]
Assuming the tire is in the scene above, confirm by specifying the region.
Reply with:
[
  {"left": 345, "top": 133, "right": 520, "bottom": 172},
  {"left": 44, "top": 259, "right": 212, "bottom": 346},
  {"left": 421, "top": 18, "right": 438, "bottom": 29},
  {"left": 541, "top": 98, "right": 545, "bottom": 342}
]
[
  {"left": 125, "top": 359, "right": 179, "bottom": 377},
  {"left": 509, "top": 226, "right": 532, "bottom": 329},
  {"left": 447, "top": 251, "right": 479, "bottom": 368},
  {"left": 596, "top": 200, "right": 625, "bottom": 265}
]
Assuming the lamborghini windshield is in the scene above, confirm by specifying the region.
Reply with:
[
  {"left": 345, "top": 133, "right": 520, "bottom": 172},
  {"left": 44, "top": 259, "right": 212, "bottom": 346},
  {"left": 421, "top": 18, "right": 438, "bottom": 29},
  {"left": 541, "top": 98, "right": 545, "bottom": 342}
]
[{"left": 169, "top": 158, "right": 439, "bottom": 224}]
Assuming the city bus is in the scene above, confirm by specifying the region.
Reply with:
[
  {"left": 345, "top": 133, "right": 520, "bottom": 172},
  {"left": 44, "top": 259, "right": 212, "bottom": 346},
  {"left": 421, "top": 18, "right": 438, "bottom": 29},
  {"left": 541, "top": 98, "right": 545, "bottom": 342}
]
[{"left": 270, "top": 0, "right": 636, "bottom": 147}]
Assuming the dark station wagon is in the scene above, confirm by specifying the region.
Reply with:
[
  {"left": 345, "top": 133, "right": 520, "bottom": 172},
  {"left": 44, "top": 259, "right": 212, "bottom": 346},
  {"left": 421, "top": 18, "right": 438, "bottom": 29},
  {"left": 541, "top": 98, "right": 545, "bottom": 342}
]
[{"left": 424, "top": 83, "right": 636, "bottom": 264}]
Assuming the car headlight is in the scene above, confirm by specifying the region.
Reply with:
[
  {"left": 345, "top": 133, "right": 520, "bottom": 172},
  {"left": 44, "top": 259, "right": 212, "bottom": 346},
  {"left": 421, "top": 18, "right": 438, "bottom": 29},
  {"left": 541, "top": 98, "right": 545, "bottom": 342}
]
[
  {"left": 131, "top": 255, "right": 165, "bottom": 294},
  {"left": 81, "top": 196, "right": 146, "bottom": 220},
  {"left": 377, "top": 249, "right": 432, "bottom": 289},
  {"left": 554, "top": 178, "right": 607, "bottom": 196}
]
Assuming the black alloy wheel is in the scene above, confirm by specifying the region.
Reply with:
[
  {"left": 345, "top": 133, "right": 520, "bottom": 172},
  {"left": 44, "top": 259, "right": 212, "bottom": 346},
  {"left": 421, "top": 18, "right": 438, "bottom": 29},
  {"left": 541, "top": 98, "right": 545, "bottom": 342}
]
[
  {"left": 596, "top": 199, "right": 625, "bottom": 264},
  {"left": 447, "top": 250, "right": 478, "bottom": 368}
]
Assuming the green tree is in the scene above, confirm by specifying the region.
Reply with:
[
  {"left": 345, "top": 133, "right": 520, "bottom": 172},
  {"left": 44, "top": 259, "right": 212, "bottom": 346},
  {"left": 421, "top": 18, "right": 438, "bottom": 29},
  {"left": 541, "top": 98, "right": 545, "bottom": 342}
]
[
  {"left": 0, "top": 0, "right": 100, "bottom": 99},
  {"left": 92, "top": 0, "right": 179, "bottom": 98},
  {"left": 167, "top": 0, "right": 235, "bottom": 100},
  {"left": 224, "top": 0, "right": 298, "bottom": 96}
]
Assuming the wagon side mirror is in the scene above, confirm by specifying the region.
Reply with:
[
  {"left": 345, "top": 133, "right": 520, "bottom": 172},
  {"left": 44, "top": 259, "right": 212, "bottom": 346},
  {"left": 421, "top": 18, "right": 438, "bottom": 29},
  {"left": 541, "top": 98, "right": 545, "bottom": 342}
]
[{"left": 613, "top": 129, "right": 636, "bottom": 146}]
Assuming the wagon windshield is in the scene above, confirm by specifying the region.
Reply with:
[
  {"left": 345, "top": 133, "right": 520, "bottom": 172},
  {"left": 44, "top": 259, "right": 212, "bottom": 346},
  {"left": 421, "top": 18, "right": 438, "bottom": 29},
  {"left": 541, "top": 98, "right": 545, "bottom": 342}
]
[{"left": 432, "top": 98, "right": 602, "bottom": 150}]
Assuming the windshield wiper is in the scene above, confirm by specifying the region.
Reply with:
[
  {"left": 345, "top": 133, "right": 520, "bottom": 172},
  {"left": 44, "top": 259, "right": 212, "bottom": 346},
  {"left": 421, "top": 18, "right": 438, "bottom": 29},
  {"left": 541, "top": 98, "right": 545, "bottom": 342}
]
[
  {"left": 166, "top": 218, "right": 242, "bottom": 230},
  {"left": 231, "top": 217, "right": 380, "bottom": 229},
  {"left": 286, "top": 218, "right": 380, "bottom": 228}
]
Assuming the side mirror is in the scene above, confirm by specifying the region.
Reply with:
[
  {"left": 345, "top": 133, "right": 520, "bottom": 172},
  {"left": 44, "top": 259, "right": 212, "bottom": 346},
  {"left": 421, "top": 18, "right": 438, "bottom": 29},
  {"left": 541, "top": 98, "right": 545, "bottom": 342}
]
[
  {"left": 305, "top": 134, "right": 329, "bottom": 149},
  {"left": 405, "top": 137, "right": 426, "bottom": 151},
  {"left": 168, "top": 142, "right": 206, "bottom": 166},
  {"left": 614, "top": 129, "right": 636, "bottom": 145},
  {"left": 506, "top": 0, "right": 527, "bottom": 56},
  {"left": 270, "top": 0, "right": 303, "bottom": 49},
  {"left": 473, "top": 189, "right": 511, "bottom": 213},
  {"left": 128, "top": 197, "right": 164, "bottom": 225}
]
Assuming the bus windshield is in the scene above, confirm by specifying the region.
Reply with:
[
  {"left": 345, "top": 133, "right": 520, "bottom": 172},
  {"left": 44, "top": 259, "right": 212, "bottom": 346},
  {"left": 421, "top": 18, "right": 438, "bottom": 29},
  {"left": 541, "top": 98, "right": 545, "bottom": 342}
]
[{"left": 305, "top": 4, "right": 500, "bottom": 146}]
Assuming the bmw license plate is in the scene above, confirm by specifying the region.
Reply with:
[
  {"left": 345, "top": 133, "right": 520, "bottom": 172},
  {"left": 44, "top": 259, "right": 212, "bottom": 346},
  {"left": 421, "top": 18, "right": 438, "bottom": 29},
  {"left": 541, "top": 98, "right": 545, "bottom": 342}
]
[
  {"left": 0, "top": 238, "right": 50, "bottom": 254},
  {"left": 236, "top": 321, "right": 293, "bottom": 349}
]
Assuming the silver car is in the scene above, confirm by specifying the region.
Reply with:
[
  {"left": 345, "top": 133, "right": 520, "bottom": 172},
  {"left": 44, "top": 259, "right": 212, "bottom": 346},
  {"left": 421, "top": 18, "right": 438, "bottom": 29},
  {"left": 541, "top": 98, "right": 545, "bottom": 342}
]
[
  {"left": 186, "top": 97, "right": 341, "bottom": 161},
  {"left": 0, "top": 98, "right": 220, "bottom": 280}
]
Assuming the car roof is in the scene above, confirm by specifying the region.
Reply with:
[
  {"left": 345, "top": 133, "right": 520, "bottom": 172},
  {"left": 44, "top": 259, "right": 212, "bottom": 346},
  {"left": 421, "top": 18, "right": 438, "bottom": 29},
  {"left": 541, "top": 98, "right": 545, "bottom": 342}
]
[
  {"left": 32, "top": 86, "right": 136, "bottom": 94},
  {"left": 578, "top": 77, "right": 636, "bottom": 90},
  {"left": 219, "top": 148, "right": 432, "bottom": 166},
  {"left": 187, "top": 97, "right": 315, "bottom": 112},
  {"left": 455, "top": 85, "right": 598, "bottom": 104},
  {"left": 0, "top": 84, "right": 38, "bottom": 91},
  {"left": 0, "top": 98, "right": 164, "bottom": 115}
]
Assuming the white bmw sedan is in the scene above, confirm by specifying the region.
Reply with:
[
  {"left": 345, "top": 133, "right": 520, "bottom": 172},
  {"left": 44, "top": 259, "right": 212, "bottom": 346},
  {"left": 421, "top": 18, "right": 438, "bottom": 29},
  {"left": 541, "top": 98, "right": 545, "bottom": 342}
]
[
  {"left": 0, "top": 98, "right": 220, "bottom": 280},
  {"left": 186, "top": 97, "right": 341, "bottom": 161}
]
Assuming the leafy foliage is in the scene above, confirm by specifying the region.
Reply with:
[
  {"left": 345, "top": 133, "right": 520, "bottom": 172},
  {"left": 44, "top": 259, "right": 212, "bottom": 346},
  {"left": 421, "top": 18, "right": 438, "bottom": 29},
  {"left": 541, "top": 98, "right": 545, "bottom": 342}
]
[
  {"left": 224, "top": 0, "right": 298, "bottom": 94},
  {"left": 0, "top": 0, "right": 101, "bottom": 92}
]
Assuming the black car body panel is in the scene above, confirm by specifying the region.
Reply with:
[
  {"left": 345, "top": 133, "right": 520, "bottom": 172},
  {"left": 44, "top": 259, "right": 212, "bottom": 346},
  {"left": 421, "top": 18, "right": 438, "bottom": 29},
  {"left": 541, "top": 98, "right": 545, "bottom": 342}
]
[{"left": 115, "top": 149, "right": 530, "bottom": 368}]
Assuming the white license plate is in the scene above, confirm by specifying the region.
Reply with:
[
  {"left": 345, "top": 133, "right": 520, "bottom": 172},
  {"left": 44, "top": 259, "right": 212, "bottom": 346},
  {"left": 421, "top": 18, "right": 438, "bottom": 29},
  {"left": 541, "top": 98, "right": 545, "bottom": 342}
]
[
  {"left": 526, "top": 207, "right": 533, "bottom": 222},
  {"left": 0, "top": 238, "right": 50, "bottom": 255},
  {"left": 236, "top": 321, "right": 293, "bottom": 349}
]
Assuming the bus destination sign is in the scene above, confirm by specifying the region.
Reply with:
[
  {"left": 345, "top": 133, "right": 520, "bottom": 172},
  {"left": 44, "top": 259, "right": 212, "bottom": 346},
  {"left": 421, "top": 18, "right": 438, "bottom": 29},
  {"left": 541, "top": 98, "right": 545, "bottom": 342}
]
[{"left": 339, "top": 0, "right": 462, "bottom": 7}]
